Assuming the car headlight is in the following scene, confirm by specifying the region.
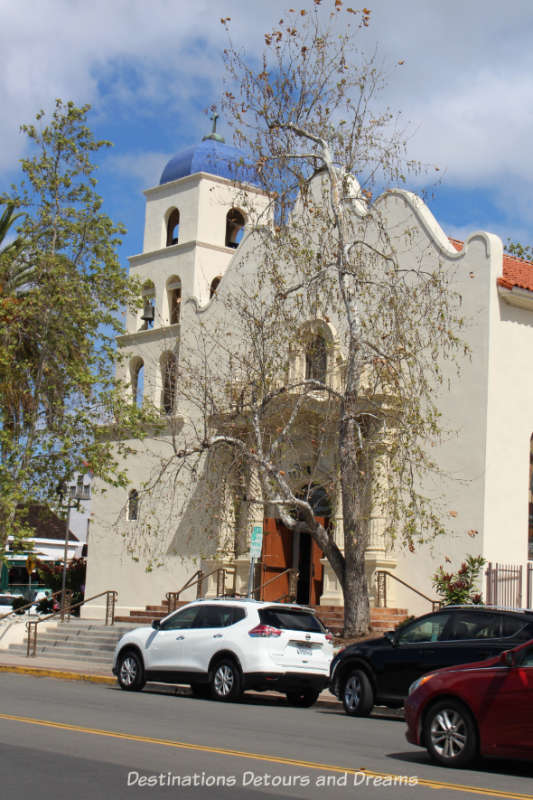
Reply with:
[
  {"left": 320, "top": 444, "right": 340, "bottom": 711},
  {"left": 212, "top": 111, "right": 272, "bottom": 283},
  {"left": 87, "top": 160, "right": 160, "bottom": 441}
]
[{"left": 408, "top": 674, "right": 434, "bottom": 695}]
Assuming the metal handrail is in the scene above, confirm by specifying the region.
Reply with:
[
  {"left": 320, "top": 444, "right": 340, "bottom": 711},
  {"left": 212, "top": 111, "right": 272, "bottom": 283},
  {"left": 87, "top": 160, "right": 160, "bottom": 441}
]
[
  {"left": 252, "top": 568, "right": 299, "bottom": 601},
  {"left": 26, "top": 590, "right": 117, "bottom": 657},
  {"left": 0, "top": 589, "right": 69, "bottom": 622},
  {"left": 166, "top": 568, "right": 227, "bottom": 613},
  {"left": 376, "top": 570, "right": 440, "bottom": 612}
]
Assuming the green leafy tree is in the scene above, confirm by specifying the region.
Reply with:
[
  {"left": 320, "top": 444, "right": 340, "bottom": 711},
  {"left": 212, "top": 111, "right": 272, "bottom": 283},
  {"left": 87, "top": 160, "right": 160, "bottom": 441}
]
[{"left": 0, "top": 100, "right": 155, "bottom": 553}]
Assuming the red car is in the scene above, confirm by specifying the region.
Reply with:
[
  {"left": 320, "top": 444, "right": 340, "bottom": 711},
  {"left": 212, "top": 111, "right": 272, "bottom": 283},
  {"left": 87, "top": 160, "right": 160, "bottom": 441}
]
[{"left": 405, "top": 638, "right": 533, "bottom": 767}]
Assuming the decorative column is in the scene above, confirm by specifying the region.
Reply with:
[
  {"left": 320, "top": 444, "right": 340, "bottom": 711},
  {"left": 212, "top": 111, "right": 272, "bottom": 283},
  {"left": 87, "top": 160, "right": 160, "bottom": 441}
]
[
  {"left": 319, "top": 479, "right": 344, "bottom": 606},
  {"left": 203, "top": 450, "right": 239, "bottom": 598},
  {"left": 363, "top": 454, "right": 397, "bottom": 608},
  {"left": 233, "top": 464, "right": 264, "bottom": 596}
]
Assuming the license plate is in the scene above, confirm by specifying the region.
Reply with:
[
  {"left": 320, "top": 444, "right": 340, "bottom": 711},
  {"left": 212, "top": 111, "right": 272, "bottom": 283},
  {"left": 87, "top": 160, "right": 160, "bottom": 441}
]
[{"left": 296, "top": 645, "right": 312, "bottom": 656}]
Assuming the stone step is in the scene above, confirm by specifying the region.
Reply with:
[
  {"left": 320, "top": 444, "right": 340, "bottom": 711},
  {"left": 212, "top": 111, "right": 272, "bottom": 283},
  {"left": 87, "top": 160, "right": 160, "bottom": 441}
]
[
  {"left": 8, "top": 643, "right": 114, "bottom": 664},
  {"left": 32, "top": 633, "right": 120, "bottom": 648},
  {"left": 114, "top": 615, "right": 158, "bottom": 625},
  {"left": 115, "top": 602, "right": 408, "bottom": 637},
  {"left": 38, "top": 625, "right": 132, "bottom": 638},
  {"left": 1, "top": 618, "right": 138, "bottom": 670},
  {"left": 123, "top": 610, "right": 166, "bottom": 619}
]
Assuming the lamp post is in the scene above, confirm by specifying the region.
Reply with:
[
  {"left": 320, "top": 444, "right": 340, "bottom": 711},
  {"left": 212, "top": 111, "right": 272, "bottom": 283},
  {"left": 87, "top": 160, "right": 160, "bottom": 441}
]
[{"left": 57, "top": 479, "right": 85, "bottom": 622}]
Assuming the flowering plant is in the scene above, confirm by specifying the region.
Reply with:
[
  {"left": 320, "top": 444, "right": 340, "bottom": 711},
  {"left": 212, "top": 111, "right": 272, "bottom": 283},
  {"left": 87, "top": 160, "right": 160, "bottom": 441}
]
[{"left": 433, "top": 555, "right": 485, "bottom": 605}]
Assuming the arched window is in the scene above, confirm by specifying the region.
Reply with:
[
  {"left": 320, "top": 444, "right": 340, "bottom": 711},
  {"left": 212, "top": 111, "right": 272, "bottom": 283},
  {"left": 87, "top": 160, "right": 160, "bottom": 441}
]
[
  {"left": 166, "top": 276, "right": 181, "bottom": 324},
  {"left": 305, "top": 335, "right": 327, "bottom": 384},
  {"left": 161, "top": 352, "right": 178, "bottom": 415},
  {"left": 166, "top": 209, "right": 180, "bottom": 246},
  {"left": 130, "top": 357, "right": 144, "bottom": 406},
  {"left": 140, "top": 280, "right": 155, "bottom": 330},
  {"left": 225, "top": 208, "right": 245, "bottom": 249},
  {"left": 128, "top": 489, "right": 139, "bottom": 521},
  {"left": 210, "top": 276, "right": 221, "bottom": 298}
]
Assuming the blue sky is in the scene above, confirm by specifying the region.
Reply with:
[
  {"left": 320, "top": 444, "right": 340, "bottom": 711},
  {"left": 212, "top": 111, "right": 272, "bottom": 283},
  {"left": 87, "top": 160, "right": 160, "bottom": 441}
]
[{"left": 2, "top": 0, "right": 533, "bottom": 268}]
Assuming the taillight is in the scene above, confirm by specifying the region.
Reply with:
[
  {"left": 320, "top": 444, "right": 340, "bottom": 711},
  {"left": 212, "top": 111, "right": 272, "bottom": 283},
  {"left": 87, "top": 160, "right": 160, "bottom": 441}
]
[
  {"left": 325, "top": 633, "right": 334, "bottom": 642},
  {"left": 248, "top": 624, "right": 282, "bottom": 637}
]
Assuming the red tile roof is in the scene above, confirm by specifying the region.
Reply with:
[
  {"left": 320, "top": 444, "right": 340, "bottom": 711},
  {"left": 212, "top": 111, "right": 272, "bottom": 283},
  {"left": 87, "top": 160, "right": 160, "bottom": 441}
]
[
  {"left": 17, "top": 504, "right": 78, "bottom": 541},
  {"left": 448, "top": 237, "right": 533, "bottom": 293}
]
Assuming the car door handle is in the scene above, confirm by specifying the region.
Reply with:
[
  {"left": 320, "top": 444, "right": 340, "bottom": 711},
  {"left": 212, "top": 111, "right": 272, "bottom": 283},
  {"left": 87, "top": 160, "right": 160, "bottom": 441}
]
[
  {"left": 175, "top": 635, "right": 185, "bottom": 640},
  {"left": 213, "top": 634, "right": 223, "bottom": 638}
]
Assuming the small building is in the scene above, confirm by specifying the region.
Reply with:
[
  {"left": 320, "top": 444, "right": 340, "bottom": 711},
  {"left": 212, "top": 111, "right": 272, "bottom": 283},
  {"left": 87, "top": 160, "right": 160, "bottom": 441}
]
[{"left": 1, "top": 504, "right": 81, "bottom": 595}]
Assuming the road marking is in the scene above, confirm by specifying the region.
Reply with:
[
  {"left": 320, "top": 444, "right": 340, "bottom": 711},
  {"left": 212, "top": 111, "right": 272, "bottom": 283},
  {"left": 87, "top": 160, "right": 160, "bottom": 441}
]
[{"left": 0, "top": 712, "right": 531, "bottom": 799}]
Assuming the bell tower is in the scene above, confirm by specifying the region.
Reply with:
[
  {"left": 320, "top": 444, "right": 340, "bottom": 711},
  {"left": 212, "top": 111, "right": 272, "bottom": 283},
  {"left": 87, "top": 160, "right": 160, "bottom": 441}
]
[{"left": 118, "top": 124, "right": 269, "bottom": 411}]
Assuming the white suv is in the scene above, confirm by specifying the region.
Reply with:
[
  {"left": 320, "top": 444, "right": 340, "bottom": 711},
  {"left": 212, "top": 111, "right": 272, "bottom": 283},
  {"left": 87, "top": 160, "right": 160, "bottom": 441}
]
[{"left": 112, "top": 598, "right": 334, "bottom": 707}]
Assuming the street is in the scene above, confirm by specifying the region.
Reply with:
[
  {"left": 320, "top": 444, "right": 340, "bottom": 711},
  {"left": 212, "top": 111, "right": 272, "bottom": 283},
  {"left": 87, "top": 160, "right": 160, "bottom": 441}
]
[{"left": 0, "top": 673, "right": 531, "bottom": 800}]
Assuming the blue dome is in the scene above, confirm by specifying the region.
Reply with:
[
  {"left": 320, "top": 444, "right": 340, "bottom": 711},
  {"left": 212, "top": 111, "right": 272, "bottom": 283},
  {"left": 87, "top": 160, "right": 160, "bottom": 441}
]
[{"left": 159, "top": 138, "right": 261, "bottom": 188}]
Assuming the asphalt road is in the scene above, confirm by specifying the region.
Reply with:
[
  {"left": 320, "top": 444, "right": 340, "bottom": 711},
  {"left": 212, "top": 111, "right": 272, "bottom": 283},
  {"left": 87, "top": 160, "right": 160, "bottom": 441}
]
[{"left": 0, "top": 674, "right": 531, "bottom": 800}]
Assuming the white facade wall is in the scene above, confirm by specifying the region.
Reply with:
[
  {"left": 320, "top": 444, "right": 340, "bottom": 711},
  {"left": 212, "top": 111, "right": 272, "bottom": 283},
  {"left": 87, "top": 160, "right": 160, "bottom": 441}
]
[{"left": 86, "top": 163, "right": 533, "bottom": 620}]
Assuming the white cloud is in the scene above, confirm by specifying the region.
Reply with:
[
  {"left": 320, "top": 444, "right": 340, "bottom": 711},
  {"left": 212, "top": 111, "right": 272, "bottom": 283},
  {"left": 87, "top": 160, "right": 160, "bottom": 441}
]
[
  {"left": 1, "top": 0, "right": 533, "bottom": 210},
  {"left": 106, "top": 150, "right": 172, "bottom": 189}
]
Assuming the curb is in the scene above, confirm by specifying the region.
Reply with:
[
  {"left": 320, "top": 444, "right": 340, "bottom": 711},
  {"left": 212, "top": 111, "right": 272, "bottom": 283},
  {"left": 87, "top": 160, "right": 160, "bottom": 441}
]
[{"left": 0, "top": 664, "right": 115, "bottom": 685}]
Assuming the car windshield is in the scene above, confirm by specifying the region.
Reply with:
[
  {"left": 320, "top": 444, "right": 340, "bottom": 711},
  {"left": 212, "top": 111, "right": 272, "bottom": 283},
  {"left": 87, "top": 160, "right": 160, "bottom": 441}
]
[{"left": 259, "top": 608, "right": 325, "bottom": 632}]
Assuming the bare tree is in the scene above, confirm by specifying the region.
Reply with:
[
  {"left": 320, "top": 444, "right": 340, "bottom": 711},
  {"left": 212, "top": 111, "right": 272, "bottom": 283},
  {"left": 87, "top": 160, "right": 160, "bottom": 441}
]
[{"left": 125, "top": 2, "right": 465, "bottom": 636}]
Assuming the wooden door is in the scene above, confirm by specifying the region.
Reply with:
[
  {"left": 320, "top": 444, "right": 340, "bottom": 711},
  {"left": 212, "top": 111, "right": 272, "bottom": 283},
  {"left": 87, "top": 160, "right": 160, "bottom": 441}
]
[{"left": 260, "top": 518, "right": 292, "bottom": 601}]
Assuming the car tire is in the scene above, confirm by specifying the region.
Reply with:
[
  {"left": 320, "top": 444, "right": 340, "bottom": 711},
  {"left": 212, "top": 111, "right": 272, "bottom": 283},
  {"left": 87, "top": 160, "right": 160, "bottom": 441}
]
[
  {"left": 117, "top": 649, "right": 145, "bottom": 692},
  {"left": 424, "top": 699, "right": 478, "bottom": 768},
  {"left": 190, "top": 682, "right": 211, "bottom": 698},
  {"left": 342, "top": 668, "right": 373, "bottom": 716},
  {"left": 286, "top": 689, "right": 320, "bottom": 708},
  {"left": 210, "top": 658, "right": 242, "bottom": 702}
]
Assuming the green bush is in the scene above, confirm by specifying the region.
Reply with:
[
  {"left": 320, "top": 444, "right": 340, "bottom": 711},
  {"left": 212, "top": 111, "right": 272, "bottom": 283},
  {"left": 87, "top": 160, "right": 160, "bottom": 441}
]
[
  {"left": 37, "top": 558, "right": 86, "bottom": 596},
  {"left": 433, "top": 555, "right": 486, "bottom": 606},
  {"left": 12, "top": 595, "right": 28, "bottom": 614},
  {"left": 36, "top": 596, "right": 57, "bottom": 614}
]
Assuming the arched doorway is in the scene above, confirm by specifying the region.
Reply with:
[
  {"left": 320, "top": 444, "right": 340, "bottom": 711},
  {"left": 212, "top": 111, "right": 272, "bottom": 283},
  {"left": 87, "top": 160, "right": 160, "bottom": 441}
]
[{"left": 260, "top": 485, "right": 331, "bottom": 605}]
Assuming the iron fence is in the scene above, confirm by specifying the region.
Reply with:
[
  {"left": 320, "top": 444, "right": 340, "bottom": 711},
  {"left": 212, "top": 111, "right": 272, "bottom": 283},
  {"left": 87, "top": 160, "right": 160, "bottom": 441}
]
[{"left": 485, "top": 562, "right": 523, "bottom": 608}]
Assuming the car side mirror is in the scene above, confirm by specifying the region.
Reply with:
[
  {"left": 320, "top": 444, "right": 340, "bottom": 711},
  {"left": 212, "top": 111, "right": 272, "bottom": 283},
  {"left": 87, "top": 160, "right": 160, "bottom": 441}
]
[
  {"left": 500, "top": 649, "right": 514, "bottom": 667},
  {"left": 152, "top": 619, "right": 161, "bottom": 630},
  {"left": 384, "top": 630, "right": 398, "bottom": 647}
]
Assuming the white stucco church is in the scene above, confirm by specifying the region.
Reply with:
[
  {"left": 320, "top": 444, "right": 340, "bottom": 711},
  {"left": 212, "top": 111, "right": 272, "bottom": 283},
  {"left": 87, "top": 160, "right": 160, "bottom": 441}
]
[{"left": 84, "top": 126, "right": 533, "bottom": 624}]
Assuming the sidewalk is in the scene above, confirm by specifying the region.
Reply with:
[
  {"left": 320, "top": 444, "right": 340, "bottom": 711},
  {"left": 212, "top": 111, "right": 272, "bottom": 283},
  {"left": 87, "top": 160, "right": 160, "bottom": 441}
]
[{"left": 0, "top": 650, "right": 116, "bottom": 684}]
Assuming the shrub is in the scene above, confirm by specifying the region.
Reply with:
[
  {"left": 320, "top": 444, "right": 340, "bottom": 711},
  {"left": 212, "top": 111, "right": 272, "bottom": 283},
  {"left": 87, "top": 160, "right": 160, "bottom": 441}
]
[
  {"left": 36, "top": 596, "right": 57, "bottom": 614},
  {"left": 12, "top": 595, "right": 28, "bottom": 614},
  {"left": 37, "top": 558, "right": 86, "bottom": 596},
  {"left": 433, "top": 555, "right": 486, "bottom": 606}
]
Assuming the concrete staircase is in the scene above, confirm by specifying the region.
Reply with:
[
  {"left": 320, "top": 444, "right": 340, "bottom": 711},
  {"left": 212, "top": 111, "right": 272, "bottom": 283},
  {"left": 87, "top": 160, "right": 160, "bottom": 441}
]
[
  {"left": 115, "top": 599, "right": 408, "bottom": 638},
  {"left": 115, "top": 602, "right": 182, "bottom": 625},
  {"left": 5, "top": 619, "right": 138, "bottom": 671},
  {"left": 313, "top": 605, "right": 408, "bottom": 636}
]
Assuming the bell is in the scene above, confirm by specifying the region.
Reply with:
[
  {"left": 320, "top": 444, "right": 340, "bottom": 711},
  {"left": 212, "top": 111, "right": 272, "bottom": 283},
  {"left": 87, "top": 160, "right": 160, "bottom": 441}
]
[{"left": 141, "top": 298, "right": 154, "bottom": 322}]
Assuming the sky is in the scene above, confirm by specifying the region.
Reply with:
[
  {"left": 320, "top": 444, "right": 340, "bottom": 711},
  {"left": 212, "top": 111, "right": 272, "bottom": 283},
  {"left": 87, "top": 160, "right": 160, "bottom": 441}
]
[{"left": 1, "top": 0, "right": 533, "bottom": 265}]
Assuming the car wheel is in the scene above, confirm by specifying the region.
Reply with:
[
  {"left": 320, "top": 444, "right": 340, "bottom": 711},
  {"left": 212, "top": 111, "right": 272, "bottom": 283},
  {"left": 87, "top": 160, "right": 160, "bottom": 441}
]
[
  {"left": 286, "top": 689, "right": 320, "bottom": 708},
  {"left": 210, "top": 658, "right": 242, "bottom": 702},
  {"left": 424, "top": 699, "right": 478, "bottom": 768},
  {"left": 117, "top": 650, "right": 145, "bottom": 692},
  {"left": 190, "top": 682, "right": 211, "bottom": 698},
  {"left": 342, "top": 669, "right": 373, "bottom": 716}
]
